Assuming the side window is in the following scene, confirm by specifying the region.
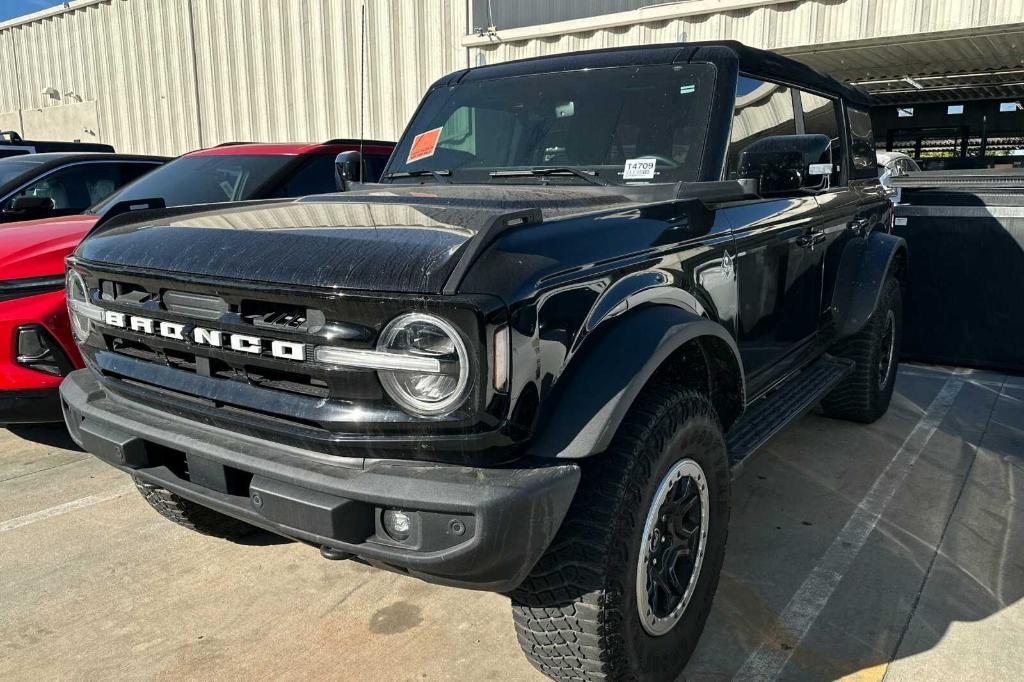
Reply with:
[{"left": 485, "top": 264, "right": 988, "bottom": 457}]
[
  {"left": 725, "top": 77, "right": 798, "bottom": 182},
  {"left": 119, "top": 162, "right": 159, "bottom": 186},
  {"left": 269, "top": 155, "right": 337, "bottom": 198},
  {"left": 363, "top": 154, "right": 390, "bottom": 182},
  {"left": 800, "top": 91, "right": 843, "bottom": 189},
  {"left": 4, "top": 162, "right": 149, "bottom": 213},
  {"left": 104, "top": 162, "right": 161, "bottom": 205},
  {"left": 847, "top": 107, "right": 878, "bottom": 179},
  {"left": 269, "top": 153, "right": 394, "bottom": 197}
]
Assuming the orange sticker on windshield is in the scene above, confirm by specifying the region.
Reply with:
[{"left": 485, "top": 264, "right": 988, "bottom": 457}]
[{"left": 407, "top": 127, "right": 442, "bottom": 164}]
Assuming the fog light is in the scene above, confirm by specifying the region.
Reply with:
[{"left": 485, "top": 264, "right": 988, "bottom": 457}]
[
  {"left": 382, "top": 509, "right": 412, "bottom": 542},
  {"left": 17, "top": 327, "right": 48, "bottom": 359},
  {"left": 15, "top": 325, "right": 65, "bottom": 376}
]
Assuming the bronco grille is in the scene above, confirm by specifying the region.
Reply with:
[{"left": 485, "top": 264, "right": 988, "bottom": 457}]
[
  {"left": 95, "top": 277, "right": 378, "bottom": 405},
  {"left": 105, "top": 333, "right": 362, "bottom": 403},
  {"left": 75, "top": 267, "right": 489, "bottom": 440}
]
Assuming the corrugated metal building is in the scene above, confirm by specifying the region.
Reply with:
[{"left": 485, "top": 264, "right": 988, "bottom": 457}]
[
  {"left": 0, "top": 0, "right": 1022, "bottom": 156},
  {"left": 0, "top": 0, "right": 468, "bottom": 156}
]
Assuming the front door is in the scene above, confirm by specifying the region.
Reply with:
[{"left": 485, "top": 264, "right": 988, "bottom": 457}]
[
  {"left": 728, "top": 197, "right": 824, "bottom": 396},
  {"left": 723, "top": 76, "right": 827, "bottom": 397}
]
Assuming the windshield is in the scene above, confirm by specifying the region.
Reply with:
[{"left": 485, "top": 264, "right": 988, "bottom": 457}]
[
  {"left": 0, "top": 158, "right": 44, "bottom": 186},
  {"left": 89, "top": 154, "right": 296, "bottom": 215},
  {"left": 386, "top": 63, "right": 715, "bottom": 185}
]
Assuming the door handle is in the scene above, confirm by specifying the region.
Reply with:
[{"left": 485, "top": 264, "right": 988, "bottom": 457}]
[
  {"left": 848, "top": 218, "right": 870, "bottom": 234},
  {"left": 796, "top": 230, "right": 826, "bottom": 249}
]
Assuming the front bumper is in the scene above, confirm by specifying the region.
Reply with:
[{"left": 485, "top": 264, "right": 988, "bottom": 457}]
[
  {"left": 61, "top": 369, "right": 580, "bottom": 592},
  {"left": 0, "top": 387, "right": 63, "bottom": 424}
]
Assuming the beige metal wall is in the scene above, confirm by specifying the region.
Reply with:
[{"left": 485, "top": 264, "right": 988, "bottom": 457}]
[
  {"left": 0, "top": 0, "right": 468, "bottom": 155},
  {"left": 466, "top": 0, "right": 1024, "bottom": 71},
  {"left": 2, "top": 0, "right": 201, "bottom": 155}
]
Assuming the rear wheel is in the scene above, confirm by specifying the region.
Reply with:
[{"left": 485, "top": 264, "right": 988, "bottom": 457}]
[
  {"left": 822, "top": 276, "right": 902, "bottom": 423},
  {"left": 133, "top": 477, "right": 258, "bottom": 540},
  {"left": 511, "top": 386, "right": 730, "bottom": 681}
]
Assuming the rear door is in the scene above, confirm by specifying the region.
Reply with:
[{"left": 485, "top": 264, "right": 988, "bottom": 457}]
[
  {"left": 799, "top": 91, "right": 861, "bottom": 337},
  {"left": 723, "top": 77, "right": 826, "bottom": 396},
  {"left": 814, "top": 103, "right": 889, "bottom": 339}
]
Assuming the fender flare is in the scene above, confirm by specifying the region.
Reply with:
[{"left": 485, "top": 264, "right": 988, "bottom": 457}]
[
  {"left": 832, "top": 231, "right": 908, "bottom": 339},
  {"left": 527, "top": 305, "right": 744, "bottom": 459}
]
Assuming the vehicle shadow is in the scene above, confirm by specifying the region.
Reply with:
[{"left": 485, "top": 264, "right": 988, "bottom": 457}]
[
  {"left": 6, "top": 423, "right": 83, "bottom": 452},
  {"left": 683, "top": 368, "right": 1024, "bottom": 680},
  {"left": 231, "top": 530, "right": 294, "bottom": 547}
]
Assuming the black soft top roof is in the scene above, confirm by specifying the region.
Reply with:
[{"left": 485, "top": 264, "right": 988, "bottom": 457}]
[{"left": 444, "top": 40, "right": 871, "bottom": 108}]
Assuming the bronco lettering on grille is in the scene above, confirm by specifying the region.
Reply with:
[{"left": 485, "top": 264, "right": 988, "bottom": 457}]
[{"left": 103, "top": 309, "right": 306, "bottom": 361}]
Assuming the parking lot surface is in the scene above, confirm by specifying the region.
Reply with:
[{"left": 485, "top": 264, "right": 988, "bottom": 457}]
[{"left": 1, "top": 364, "right": 1021, "bottom": 680}]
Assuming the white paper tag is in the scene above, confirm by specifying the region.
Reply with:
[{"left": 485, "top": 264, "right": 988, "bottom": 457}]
[
  {"left": 623, "top": 157, "right": 657, "bottom": 180},
  {"left": 808, "top": 163, "right": 832, "bottom": 176},
  {"left": 894, "top": 217, "right": 908, "bottom": 226}
]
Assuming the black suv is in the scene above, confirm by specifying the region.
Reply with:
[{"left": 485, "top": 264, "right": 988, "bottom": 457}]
[
  {"left": 61, "top": 42, "right": 903, "bottom": 680},
  {"left": 0, "top": 130, "right": 114, "bottom": 158}
]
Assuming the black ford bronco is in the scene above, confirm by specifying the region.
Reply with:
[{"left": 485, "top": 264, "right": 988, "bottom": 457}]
[{"left": 61, "top": 42, "right": 903, "bottom": 680}]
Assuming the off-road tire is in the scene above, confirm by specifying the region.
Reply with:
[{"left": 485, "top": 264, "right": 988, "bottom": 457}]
[
  {"left": 510, "top": 386, "right": 730, "bottom": 681},
  {"left": 133, "top": 477, "right": 258, "bottom": 540},
  {"left": 821, "top": 276, "right": 902, "bottom": 423}
]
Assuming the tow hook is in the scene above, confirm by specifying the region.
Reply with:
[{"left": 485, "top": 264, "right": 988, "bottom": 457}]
[{"left": 320, "top": 545, "right": 354, "bottom": 561}]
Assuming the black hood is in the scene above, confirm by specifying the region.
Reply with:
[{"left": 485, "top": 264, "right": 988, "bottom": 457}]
[{"left": 76, "top": 185, "right": 648, "bottom": 294}]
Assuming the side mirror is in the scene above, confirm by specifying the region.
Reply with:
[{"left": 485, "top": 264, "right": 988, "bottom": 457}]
[
  {"left": 3, "top": 195, "right": 55, "bottom": 217},
  {"left": 335, "top": 150, "right": 362, "bottom": 191},
  {"left": 757, "top": 164, "right": 803, "bottom": 196},
  {"left": 737, "top": 134, "right": 832, "bottom": 197}
]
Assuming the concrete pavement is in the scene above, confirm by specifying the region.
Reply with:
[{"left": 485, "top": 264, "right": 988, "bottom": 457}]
[{"left": 1, "top": 365, "right": 1021, "bottom": 680}]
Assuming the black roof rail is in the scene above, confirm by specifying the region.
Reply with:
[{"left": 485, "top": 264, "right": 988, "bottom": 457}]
[{"left": 215, "top": 141, "right": 253, "bottom": 147}]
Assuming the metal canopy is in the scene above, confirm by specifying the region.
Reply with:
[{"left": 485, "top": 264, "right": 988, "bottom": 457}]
[{"left": 784, "top": 27, "right": 1024, "bottom": 105}]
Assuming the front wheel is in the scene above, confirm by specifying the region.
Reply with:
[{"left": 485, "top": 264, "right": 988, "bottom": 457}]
[
  {"left": 134, "top": 478, "right": 259, "bottom": 540},
  {"left": 511, "top": 386, "right": 730, "bottom": 681}
]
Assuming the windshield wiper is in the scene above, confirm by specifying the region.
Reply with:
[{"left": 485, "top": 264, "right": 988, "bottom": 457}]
[
  {"left": 385, "top": 169, "right": 453, "bottom": 184},
  {"left": 489, "top": 167, "right": 609, "bottom": 187}
]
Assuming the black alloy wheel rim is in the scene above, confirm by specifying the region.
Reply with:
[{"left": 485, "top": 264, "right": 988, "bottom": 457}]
[{"left": 636, "top": 459, "right": 709, "bottom": 636}]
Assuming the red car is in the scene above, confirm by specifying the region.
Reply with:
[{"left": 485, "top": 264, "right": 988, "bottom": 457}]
[{"left": 0, "top": 139, "right": 395, "bottom": 424}]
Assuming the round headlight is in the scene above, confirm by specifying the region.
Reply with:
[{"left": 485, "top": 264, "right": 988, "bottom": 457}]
[
  {"left": 67, "top": 270, "right": 92, "bottom": 343},
  {"left": 377, "top": 313, "right": 470, "bottom": 416}
]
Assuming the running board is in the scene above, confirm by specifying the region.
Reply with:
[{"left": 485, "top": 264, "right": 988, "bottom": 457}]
[{"left": 726, "top": 356, "right": 854, "bottom": 477}]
